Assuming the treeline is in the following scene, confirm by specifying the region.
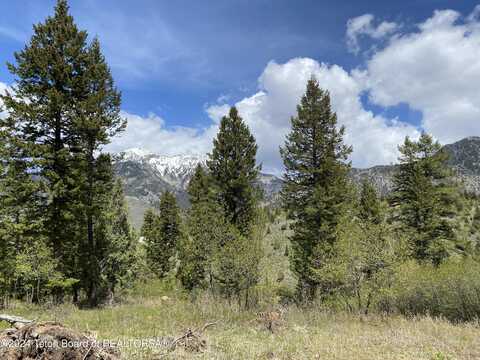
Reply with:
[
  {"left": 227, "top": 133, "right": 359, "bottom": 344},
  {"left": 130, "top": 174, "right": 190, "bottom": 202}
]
[
  {"left": 0, "top": 0, "right": 137, "bottom": 307},
  {"left": 147, "top": 78, "right": 480, "bottom": 321},
  {"left": 278, "top": 79, "right": 477, "bottom": 318}
]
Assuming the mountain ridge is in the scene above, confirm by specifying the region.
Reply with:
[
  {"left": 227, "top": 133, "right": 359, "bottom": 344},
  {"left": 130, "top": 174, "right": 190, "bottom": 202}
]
[{"left": 114, "top": 136, "right": 480, "bottom": 228}]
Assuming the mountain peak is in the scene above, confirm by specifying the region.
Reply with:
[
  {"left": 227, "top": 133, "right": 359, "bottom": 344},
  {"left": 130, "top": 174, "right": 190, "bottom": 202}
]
[{"left": 119, "top": 148, "right": 154, "bottom": 161}]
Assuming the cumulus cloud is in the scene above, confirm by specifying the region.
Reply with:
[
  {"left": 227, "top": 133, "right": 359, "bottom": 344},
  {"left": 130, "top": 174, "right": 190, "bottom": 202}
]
[
  {"left": 363, "top": 7, "right": 480, "bottom": 143},
  {"left": 7, "top": 6, "right": 479, "bottom": 177},
  {"left": 346, "top": 14, "right": 398, "bottom": 54},
  {"left": 106, "top": 111, "right": 217, "bottom": 156},
  {"left": 206, "top": 58, "right": 419, "bottom": 173}
]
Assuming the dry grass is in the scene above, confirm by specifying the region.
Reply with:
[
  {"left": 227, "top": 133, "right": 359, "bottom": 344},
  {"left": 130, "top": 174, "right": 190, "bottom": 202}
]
[
  {"left": 1, "top": 281, "right": 479, "bottom": 360},
  {"left": 1, "top": 220, "right": 479, "bottom": 359}
]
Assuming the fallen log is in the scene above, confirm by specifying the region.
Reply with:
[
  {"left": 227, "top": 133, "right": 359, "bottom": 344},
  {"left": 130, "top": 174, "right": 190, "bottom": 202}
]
[{"left": 0, "top": 314, "right": 34, "bottom": 328}]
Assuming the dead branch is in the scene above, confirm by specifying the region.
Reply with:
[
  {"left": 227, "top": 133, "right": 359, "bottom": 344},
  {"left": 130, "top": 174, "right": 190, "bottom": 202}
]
[
  {"left": 157, "top": 321, "right": 219, "bottom": 358},
  {"left": 0, "top": 314, "right": 34, "bottom": 328}
]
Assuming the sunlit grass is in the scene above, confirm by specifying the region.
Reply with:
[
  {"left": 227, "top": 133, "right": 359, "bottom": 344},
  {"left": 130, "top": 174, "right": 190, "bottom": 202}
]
[{"left": 2, "top": 280, "right": 480, "bottom": 359}]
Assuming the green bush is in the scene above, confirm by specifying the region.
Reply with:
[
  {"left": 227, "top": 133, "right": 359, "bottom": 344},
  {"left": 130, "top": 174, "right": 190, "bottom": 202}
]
[{"left": 384, "top": 258, "right": 480, "bottom": 322}]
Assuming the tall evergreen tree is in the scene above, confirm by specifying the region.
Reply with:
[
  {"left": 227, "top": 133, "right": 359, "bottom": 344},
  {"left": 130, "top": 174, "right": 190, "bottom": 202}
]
[
  {"left": 207, "top": 107, "right": 260, "bottom": 235},
  {"left": 177, "top": 166, "right": 226, "bottom": 291},
  {"left": 95, "top": 179, "right": 137, "bottom": 304},
  {"left": 1, "top": 0, "right": 91, "bottom": 271},
  {"left": 358, "top": 180, "right": 382, "bottom": 225},
  {"left": 280, "top": 77, "right": 352, "bottom": 301},
  {"left": 187, "top": 164, "right": 213, "bottom": 205},
  {"left": 74, "top": 37, "right": 124, "bottom": 305},
  {"left": 390, "top": 133, "right": 458, "bottom": 265},
  {"left": 0, "top": 0, "right": 125, "bottom": 305},
  {"left": 144, "top": 191, "right": 181, "bottom": 277}
]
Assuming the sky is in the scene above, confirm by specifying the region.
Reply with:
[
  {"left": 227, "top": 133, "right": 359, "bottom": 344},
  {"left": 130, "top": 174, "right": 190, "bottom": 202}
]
[{"left": 0, "top": 0, "right": 480, "bottom": 174}]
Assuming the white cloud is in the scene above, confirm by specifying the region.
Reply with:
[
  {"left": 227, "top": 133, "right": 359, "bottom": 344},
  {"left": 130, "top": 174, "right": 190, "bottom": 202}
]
[
  {"left": 363, "top": 7, "right": 480, "bottom": 143},
  {"left": 0, "top": 82, "right": 11, "bottom": 119},
  {"left": 106, "top": 111, "right": 217, "bottom": 156},
  {"left": 207, "top": 58, "right": 419, "bottom": 173},
  {"left": 109, "top": 53, "right": 425, "bottom": 174},
  {"left": 346, "top": 14, "right": 398, "bottom": 54}
]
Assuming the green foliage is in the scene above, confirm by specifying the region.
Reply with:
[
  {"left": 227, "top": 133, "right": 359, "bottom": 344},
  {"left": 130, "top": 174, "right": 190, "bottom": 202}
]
[
  {"left": 94, "top": 179, "right": 138, "bottom": 303},
  {"left": 0, "top": 0, "right": 132, "bottom": 306},
  {"left": 384, "top": 258, "right": 480, "bottom": 322},
  {"left": 331, "top": 187, "right": 399, "bottom": 314},
  {"left": 280, "top": 77, "right": 352, "bottom": 301},
  {"left": 207, "top": 106, "right": 261, "bottom": 235},
  {"left": 14, "top": 238, "right": 78, "bottom": 303},
  {"left": 390, "top": 133, "right": 460, "bottom": 265},
  {"left": 143, "top": 191, "right": 181, "bottom": 277},
  {"left": 187, "top": 164, "right": 213, "bottom": 205},
  {"left": 359, "top": 180, "right": 382, "bottom": 224},
  {"left": 177, "top": 196, "right": 226, "bottom": 291},
  {"left": 212, "top": 226, "right": 262, "bottom": 303}
]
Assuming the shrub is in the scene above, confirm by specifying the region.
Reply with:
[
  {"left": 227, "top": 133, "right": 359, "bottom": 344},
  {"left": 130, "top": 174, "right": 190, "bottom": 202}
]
[{"left": 384, "top": 258, "right": 480, "bottom": 322}]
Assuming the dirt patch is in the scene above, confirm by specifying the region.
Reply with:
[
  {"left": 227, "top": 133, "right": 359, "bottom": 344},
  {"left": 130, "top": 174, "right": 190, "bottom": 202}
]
[{"left": 0, "top": 321, "right": 120, "bottom": 360}]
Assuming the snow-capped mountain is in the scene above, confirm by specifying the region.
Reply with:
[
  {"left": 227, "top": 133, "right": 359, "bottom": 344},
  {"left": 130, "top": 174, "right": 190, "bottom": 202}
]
[
  {"left": 114, "top": 137, "right": 480, "bottom": 228},
  {"left": 116, "top": 148, "right": 208, "bottom": 190},
  {"left": 112, "top": 148, "right": 283, "bottom": 228}
]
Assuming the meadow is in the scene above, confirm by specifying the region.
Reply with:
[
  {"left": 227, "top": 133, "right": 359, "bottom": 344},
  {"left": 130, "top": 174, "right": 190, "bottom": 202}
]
[{"left": 2, "top": 220, "right": 480, "bottom": 360}]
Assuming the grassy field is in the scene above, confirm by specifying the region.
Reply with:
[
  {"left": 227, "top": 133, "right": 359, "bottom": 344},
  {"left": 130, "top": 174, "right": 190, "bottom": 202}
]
[
  {"left": 2, "top": 281, "right": 480, "bottom": 360},
  {"left": 2, "top": 220, "right": 480, "bottom": 359}
]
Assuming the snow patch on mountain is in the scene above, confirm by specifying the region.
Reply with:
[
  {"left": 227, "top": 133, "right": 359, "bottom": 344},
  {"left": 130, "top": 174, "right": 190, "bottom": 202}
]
[{"left": 115, "top": 149, "right": 208, "bottom": 189}]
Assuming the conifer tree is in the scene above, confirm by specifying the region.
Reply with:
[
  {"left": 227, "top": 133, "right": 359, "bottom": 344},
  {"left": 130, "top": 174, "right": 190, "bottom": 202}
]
[
  {"left": 144, "top": 191, "right": 181, "bottom": 277},
  {"left": 177, "top": 166, "right": 226, "bottom": 290},
  {"left": 359, "top": 180, "right": 382, "bottom": 225},
  {"left": 0, "top": 1, "right": 125, "bottom": 305},
  {"left": 207, "top": 107, "right": 260, "bottom": 235},
  {"left": 95, "top": 179, "right": 137, "bottom": 304},
  {"left": 187, "top": 164, "right": 213, "bottom": 205},
  {"left": 1, "top": 0, "right": 91, "bottom": 271},
  {"left": 280, "top": 77, "right": 352, "bottom": 301},
  {"left": 141, "top": 208, "right": 157, "bottom": 243},
  {"left": 212, "top": 226, "right": 261, "bottom": 306},
  {"left": 390, "top": 133, "right": 458, "bottom": 265},
  {"left": 73, "top": 36, "right": 124, "bottom": 305}
]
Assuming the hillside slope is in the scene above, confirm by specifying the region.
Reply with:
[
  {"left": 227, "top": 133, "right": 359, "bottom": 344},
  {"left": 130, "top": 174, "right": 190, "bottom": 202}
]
[{"left": 114, "top": 137, "right": 480, "bottom": 228}]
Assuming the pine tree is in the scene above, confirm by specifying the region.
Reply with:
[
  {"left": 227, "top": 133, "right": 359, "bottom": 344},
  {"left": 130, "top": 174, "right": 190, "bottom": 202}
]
[
  {"left": 73, "top": 37, "right": 124, "bottom": 306},
  {"left": 95, "top": 179, "right": 137, "bottom": 304},
  {"left": 212, "top": 226, "right": 261, "bottom": 306},
  {"left": 177, "top": 164, "right": 218, "bottom": 291},
  {"left": 280, "top": 77, "right": 352, "bottom": 301},
  {"left": 187, "top": 164, "right": 212, "bottom": 205},
  {"left": 1, "top": 0, "right": 91, "bottom": 273},
  {"left": 0, "top": 0, "right": 125, "bottom": 305},
  {"left": 359, "top": 180, "right": 382, "bottom": 225},
  {"left": 177, "top": 166, "right": 223, "bottom": 291},
  {"left": 390, "top": 133, "right": 458, "bottom": 265},
  {"left": 207, "top": 107, "right": 260, "bottom": 235},
  {"left": 144, "top": 191, "right": 181, "bottom": 277}
]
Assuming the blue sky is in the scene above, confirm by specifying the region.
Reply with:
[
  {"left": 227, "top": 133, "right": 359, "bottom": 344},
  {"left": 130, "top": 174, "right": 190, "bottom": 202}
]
[{"left": 1, "top": 1, "right": 480, "bottom": 172}]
